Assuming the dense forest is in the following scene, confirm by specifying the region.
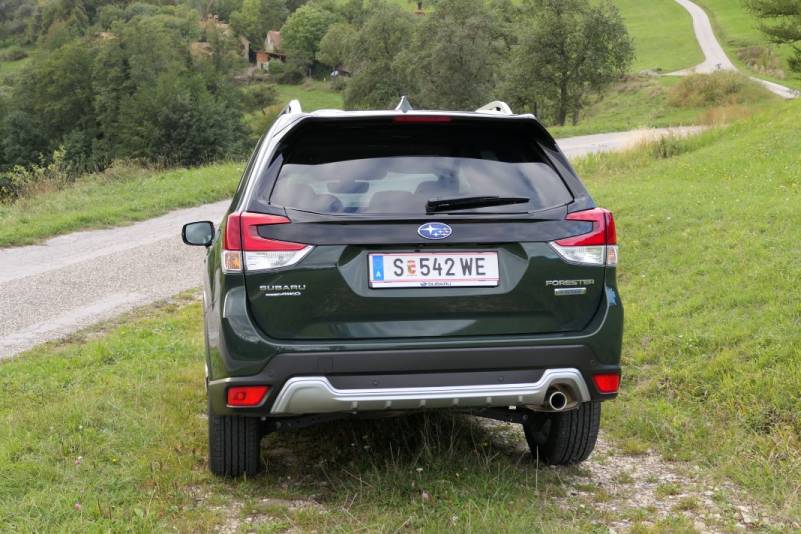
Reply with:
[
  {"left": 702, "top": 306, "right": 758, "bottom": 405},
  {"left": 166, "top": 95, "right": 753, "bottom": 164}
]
[{"left": 0, "top": 0, "right": 634, "bottom": 197}]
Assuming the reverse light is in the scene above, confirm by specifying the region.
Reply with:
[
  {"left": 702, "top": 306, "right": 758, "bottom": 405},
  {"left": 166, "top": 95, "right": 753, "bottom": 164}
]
[
  {"left": 592, "top": 373, "right": 621, "bottom": 394},
  {"left": 222, "top": 212, "right": 313, "bottom": 273},
  {"left": 550, "top": 208, "right": 618, "bottom": 266},
  {"left": 226, "top": 385, "right": 270, "bottom": 407}
]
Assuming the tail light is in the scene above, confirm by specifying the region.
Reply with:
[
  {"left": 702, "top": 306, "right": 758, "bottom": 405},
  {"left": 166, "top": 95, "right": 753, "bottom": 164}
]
[
  {"left": 227, "top": 385, "right": 270, "bottom": 407},
  {"left": 592, "top": 373, "right": 621, "bottom": 394},
  {"left": 550, "top": 208, "right": 618, "bottom": 266},
  {"left": 222, "top": 212, "right": 313, "bottom": 273}
]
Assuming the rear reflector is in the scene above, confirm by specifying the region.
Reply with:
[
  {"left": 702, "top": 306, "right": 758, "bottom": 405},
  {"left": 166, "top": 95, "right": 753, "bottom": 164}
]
[
  {"left": 592, "top": 373, "right": 620, "bottom": 394},
  {"left": 393, "top": 115, "right": 452, "bottom": 124},
  {"left": 222, "top": 212, "right": 313, "bottom": 273},
  {"left": 227, "top": 386, "right": 269, "bottom": 407},
  {"left": 551, "top": 208, "right": 618, "bottom": 266}
]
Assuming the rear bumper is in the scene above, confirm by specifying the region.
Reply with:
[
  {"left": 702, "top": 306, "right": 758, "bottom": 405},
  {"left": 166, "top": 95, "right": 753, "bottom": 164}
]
[
  {"left": 207, "top": 344, "right": 619, "bottom": 416},
  {"left": 205, "top": 282, "right": 623, "bottom": 417},
  {"left": 269, "top": 368, "right": 590, "bottom": 415}
]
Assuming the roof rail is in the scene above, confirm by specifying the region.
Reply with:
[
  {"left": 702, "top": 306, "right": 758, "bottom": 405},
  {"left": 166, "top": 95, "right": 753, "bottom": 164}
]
[
  {"left": 395, "top": 96, "right": 413, "bottom": 112},
  {"left": 281, "top": 99, "right": 302, "bottom": 116},
  {"left": 476, "top": 101, "right": 513, "bottom": 115}
]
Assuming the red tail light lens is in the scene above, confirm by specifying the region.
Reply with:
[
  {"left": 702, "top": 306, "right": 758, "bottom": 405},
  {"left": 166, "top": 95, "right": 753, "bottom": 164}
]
[
  {"left": 593, "top": 373, "right": 621, "bottom": 394},
  {"left": 550, "top": 208, "right": 618, "bottom": 266},
  {"left": 556, "top": 208, "right": 616, "bottom": 246},
  {"left": 222, "top": 212, "right": 313, "bottom": 273},
  {"left": 227, "top": 385, "right": 270, "bottom": 407}
]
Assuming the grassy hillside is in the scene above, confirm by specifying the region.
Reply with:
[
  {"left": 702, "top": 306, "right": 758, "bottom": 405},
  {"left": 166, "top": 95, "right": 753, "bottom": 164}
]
[
  {"left": 276, "top": 81, "right": 343, "bottom": 110},
  {"left": 574, "top": 99, "right": 801, "bottom": 514},
  {"left": 0, "top": 297, "right": 610, "bottom": 532},
  {"left": 694, "top": 0, "right": 801, "bottom": 90},
  {"left": 549, "top": 76, "right": 704, "bottom": 137},
  {"left": 0, "top": 162, "right": 242, "bottom": 247},
  {"left": 610, "top": 0, "right": 704, "bottom": 72}
]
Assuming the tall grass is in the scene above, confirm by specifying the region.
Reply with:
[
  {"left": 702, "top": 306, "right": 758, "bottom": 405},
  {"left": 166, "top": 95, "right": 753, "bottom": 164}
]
[
  {"left": 577, "top": 100, "right": 801, "bottom": 515},
  {"left": 667, "top": 71, "right": 773, "bottom": 108}
]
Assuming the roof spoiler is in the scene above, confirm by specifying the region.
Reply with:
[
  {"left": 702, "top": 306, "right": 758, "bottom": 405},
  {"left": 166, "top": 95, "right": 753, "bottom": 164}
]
[{"left": 393, "top": 97, "right": 514, "bottom": 115}]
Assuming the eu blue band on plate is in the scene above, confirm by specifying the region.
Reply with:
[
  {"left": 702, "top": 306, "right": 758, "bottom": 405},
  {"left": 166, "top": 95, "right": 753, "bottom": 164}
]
[{"left": 371, "top": 255, "right": 384, "bottom": 280}]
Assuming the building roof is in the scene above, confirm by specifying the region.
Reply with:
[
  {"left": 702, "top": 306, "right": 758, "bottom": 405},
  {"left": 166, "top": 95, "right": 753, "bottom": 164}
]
[{"left": 266, "top": 31, "right": 281, "bottom": 51}]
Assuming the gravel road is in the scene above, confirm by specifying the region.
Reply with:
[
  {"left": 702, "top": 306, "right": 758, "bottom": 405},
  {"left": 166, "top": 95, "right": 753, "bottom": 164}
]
[
  {"left": 671, "top": 0, "right": 799, "bottom": 99},
  {"left": 0, "top": 128, "right": 699, "bottom": 359}
]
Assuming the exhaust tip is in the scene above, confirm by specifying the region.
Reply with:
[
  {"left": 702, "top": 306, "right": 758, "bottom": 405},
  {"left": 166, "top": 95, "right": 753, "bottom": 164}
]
[{"left": 547, "top": 390, "right": 568, "bottom": 411}]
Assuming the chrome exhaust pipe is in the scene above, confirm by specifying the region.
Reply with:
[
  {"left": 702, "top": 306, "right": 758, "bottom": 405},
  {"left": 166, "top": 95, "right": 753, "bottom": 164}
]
[{"left": 547, "top": 389, "right": 568, "bottom": 411}]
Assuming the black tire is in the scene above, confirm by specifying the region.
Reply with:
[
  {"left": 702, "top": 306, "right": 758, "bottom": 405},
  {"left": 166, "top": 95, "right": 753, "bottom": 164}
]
[
  {"left": 523, "top": 401, "right": 601, "bottom": 465},
  {"left": 208, "top": 401, "right": 263, "bottom": 477}
]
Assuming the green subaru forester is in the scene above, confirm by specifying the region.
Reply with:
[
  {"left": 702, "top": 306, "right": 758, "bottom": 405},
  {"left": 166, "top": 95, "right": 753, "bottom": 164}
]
[{"left": 182, "top": 99, "right": 623, "bottom": 477}]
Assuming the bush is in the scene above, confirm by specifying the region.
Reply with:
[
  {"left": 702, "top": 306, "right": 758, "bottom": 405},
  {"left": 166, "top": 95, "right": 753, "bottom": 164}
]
[
  {"left": 239, "top": 83, "right": 278, "bottom": 111},
  {"left": 0, "top": 46, "right": 28, "bottom": 62},
  {"left": 116, "top": 73, "right": 247, "bottom": 166},
  {"left": 0, "top": 148, "right": 72, "bottom": 202},
  {"left": 737, "top": 46, "right": 784, "bottom": 78},
  {"left": 275, "top": 68, "right": 304, "bottom": 85},
  {"left": 667, "top": 71, "right": 772, "bottom": 108}
]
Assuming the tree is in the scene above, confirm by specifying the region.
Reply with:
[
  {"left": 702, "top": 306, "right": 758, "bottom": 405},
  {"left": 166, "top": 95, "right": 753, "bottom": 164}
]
[
  {"left": 342, "top": 3, "right": 416, "bottom": 109},
  {"left": 747, "top": 0, "right": 801, "bottom": 73},
  {"left": 402, "top": 0, "right": 503, "bottom": 110},
  {"left": 318, "top": 21, "right": 356, "bottom": 68},
  {"left": 230, "top": 0, "right": 288, "bottom": 45},
  {"left": 280, "top": 3, "right": 338, "bottom": 72},
  {"left": 116, "top": 72, "right": 246, "bottom": 165},
  {"left": 4, "top": 3, "right": 247, "bottom": 171},
  {"left": 502, "top": 0, "right": 633, "bottom": 125}
]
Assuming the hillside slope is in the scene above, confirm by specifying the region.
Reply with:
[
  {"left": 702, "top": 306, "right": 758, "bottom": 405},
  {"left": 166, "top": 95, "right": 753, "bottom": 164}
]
[
  {"left": 611, "top": 0, "right": 704, "bottom": 72},
  {"left": 576, "top": 100, "right": 801, "bottom": 515},
  {"left": 694, "top": 0, "right": 801, "bottom": 90}
]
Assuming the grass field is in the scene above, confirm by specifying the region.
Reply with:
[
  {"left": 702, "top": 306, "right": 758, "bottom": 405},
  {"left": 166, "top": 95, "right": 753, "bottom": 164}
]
[
  {"left": 573, "top": 99, "right": 801, "bottom": 516},
  {"left": 549, "top": 76, "right": 705, "bottom": 137},
  {"left": 0, "top": 296, "right": 615, "bottom": 532},
  {"left": 276, "top": 81, "right": 343, "bottom": 111},
  {"left": 549, "top": 73, "right": 775, "bottom": 137},
  {"left": 610, "top": 0, "right": 704, "bottom": 73},
  {"left": 0, "top": 55, "right": 29, "bottom": 78},
  {"left": 0, "top": 162, "right": 242, "bottom": 247},
  {"left": 694, "top": 0, "right": 801, "bottom": 90}
]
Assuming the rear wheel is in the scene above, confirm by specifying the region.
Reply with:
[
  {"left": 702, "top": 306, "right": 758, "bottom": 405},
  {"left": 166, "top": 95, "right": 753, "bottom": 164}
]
[
  {"left": 523, "top": 401, "right": 601, "bottom": 465},
  {"left": 208, "top": 401, "right": 263, "bottom": 477}
]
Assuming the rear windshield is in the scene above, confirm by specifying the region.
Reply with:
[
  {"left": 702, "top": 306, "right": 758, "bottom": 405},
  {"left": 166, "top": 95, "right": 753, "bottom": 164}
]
[{"left": 261, "top": 121, "right": 572, "bottom": 215}]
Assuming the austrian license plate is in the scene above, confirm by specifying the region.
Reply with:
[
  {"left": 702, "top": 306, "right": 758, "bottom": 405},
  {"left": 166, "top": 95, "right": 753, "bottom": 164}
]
[{"left": 368, "top": 252, "right": 500, "bottom": 288}]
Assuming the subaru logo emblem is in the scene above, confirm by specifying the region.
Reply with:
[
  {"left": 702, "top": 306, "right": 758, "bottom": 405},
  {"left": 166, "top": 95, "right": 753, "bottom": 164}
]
[{"left": 417, "top": 222, "right": 452, "bottom": 240}]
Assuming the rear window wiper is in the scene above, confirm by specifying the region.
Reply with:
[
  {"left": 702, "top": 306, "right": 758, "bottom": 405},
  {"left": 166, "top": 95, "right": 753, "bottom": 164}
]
[{"left": 426, "top": 195, "right": 530, "bottom": 213}]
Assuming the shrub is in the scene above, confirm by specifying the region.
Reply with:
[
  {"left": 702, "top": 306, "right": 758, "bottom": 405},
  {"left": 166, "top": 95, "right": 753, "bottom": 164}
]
[
  {"left": 239, "top": 82, "right": 278, "bottom": 111},
  {"left": 0, "top": 46, "right": 28, "bottom": 61},
  {"left": 276, "top": 68, "right": 304, "bottom": 85},
  {"left": 244, "top": 103, "right": 283, "bottom": 141},
  {"left": 0, "top": 148, "right": 72, "bottom": 201},
  {"left": 667, "top": 71, "right": 772, "bottom": 108},
  {"left": 737, "top": 46, "right": 784, "bottom": 78}
]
